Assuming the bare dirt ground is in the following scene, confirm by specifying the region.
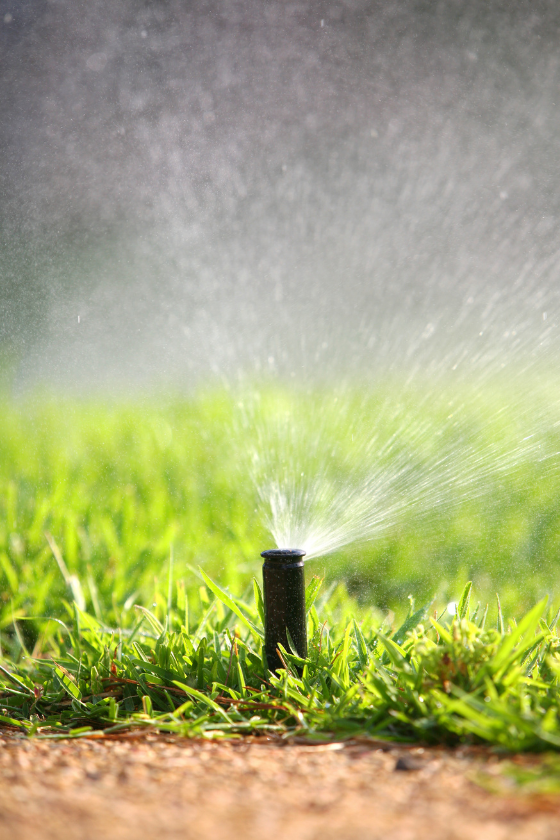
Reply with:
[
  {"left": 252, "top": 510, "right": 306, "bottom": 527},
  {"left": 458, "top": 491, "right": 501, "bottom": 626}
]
[{"left": 1, "top": 731, "right": 560, "bottom": 840}]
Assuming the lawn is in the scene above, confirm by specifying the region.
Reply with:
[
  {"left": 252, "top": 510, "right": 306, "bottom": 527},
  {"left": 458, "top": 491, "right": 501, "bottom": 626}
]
[{"left": 1, "top": 378, "right": 560, "bottom": 746}]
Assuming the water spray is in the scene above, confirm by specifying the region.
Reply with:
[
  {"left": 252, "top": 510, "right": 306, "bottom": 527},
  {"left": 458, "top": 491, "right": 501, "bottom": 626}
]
[{"left": 261, "top": 548, "right": 307, "bottom": 673}]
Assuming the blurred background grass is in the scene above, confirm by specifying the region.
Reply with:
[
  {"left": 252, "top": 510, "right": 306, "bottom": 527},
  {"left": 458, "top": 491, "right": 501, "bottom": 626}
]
[{"left": 1, "top": 377, "right": 560, "bottom": 637}]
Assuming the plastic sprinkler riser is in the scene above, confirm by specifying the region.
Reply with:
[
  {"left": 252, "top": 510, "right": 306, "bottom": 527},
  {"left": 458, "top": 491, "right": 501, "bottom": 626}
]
[{"left": 261, "top": 549, "right": 307, "bottom": 673}]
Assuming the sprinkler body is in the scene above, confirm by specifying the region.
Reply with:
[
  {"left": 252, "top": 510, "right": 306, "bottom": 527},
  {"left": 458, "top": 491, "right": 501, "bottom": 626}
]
[{"left": 261, "top": 548, "right": 307, "bottom": 673}]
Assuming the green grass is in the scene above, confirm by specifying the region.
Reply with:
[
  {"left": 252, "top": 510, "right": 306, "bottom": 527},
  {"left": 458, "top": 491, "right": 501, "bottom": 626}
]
[
  {"left": 2, "top": 576, "right": 560, "bottom": 751},
  {"left": 1, "top": 381, "right": 560, "bottom": 629},
  {"left": 2, "top": 380, "right": 560, "bottom": 747}
]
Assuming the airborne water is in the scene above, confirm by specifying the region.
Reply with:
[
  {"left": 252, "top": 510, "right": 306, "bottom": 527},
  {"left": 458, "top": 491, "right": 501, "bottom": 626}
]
[
  {"left": 1, "top": 2, "right": 560, "bottom": 560},
  {"left": 236, "top": 376, "right": 558, "bottom": 559}
]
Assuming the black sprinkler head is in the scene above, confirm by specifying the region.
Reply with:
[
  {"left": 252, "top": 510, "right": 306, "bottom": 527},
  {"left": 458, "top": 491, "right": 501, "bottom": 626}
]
[{"left": 261, "top": 548, "right": 307, "bottom": 673}]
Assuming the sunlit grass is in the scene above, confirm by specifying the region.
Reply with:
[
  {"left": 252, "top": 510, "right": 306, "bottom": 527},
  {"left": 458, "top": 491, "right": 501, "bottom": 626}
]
[
  {"left": 2, "top": 576, "right": 560, "bottom": 751},
  {"left": 1, "top": 382, "right": 560, "bottom": 746},
  {"left": 1, "top": 381, "right": 560, "bottom": 634}
]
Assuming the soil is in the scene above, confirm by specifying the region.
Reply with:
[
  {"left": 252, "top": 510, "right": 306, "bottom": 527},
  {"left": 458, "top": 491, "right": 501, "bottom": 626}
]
[{"left": 1, "top": 731, "right": 560, "bottom": 840}]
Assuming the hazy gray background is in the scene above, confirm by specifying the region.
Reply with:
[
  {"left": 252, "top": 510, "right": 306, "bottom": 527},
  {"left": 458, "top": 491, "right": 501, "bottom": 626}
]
[{"left": 1, "top": 0, "right": 560, "bottom": 389}]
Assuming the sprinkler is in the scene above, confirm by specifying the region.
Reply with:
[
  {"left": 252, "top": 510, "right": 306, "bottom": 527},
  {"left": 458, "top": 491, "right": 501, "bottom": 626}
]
[{"left": 261, "top": 548, "right": 307, "bottom": 673}]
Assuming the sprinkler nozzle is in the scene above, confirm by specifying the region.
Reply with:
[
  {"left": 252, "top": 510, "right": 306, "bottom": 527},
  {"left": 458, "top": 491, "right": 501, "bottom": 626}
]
[{"left": 261, "top": 548, "right": 307, "bottom": 673}]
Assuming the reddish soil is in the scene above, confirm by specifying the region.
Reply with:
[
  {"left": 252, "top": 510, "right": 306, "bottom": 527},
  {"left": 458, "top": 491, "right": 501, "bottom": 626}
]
[{"left": 1, "top": 731, "right": 560, "bottom": 840}]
